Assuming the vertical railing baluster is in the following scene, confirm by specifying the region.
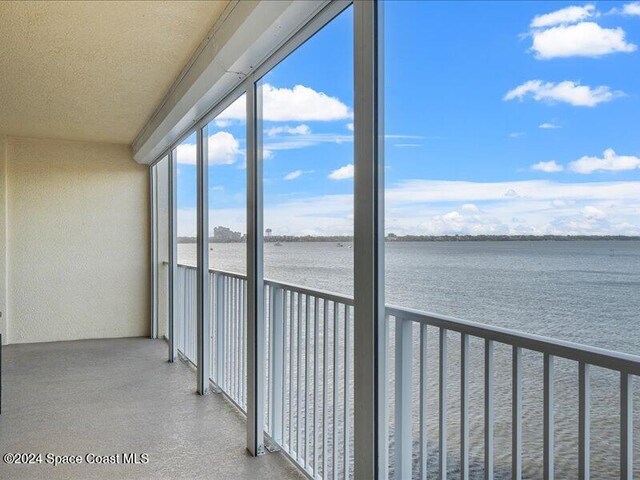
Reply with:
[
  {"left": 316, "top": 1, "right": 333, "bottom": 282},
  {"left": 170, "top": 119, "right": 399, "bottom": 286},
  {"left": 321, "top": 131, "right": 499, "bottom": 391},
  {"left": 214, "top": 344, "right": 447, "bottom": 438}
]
[
  {"left": 232, "top": 278, "right": 237, "bottom": 400},
  {"left": 281, "top": 289, "right": 288, "bottom": 446},
  {"left": 227, "top": 277, "right": 232, "bottom": 396},
  {"left": 289, "top": 291, "right": 294, "bottom": 451},
  {"left": 223, "top": 276, "right": 228, "bottom": 390},
  {"left": 513, "top": 346, "right": 522, "bottom": 480},
  {"left": 178, "top": 268, "right": 182, "bottom": 353},
  {"left": 237, "top": 278, "right": 242, "bottom": 402},
  {"left": 224, "top": 277, "right": 233, "bottom": 396},
  {"left": 192, "top": 270, "right": 195, "bottom": 360},
  {"left": 180, "top": 268, "right": 184, "bottom": 355},
  {"left": 187, "top": 269, "right": 191, "bottom": 357},
  {"left": 209, "top": 272, "right": 220, "bottom": 382},
  {"left": 579, "top": 362, "right": 590, "bottom": 480},
  {"left": 297, "top": 293, "right": 303, "bottom": 461},
  {"left": 194, "top": 270, "right": 198, "bottom": 361},
  {"left": 189, "top": 270, "right": 192, "bottom": 359},
  {"left": 395, "top": 316, "right": 413, "bottom": 480},
  {"left": 305, "top": 295, "right": 311, "bottom": 469},
  {"left": 344, "top": 304, "right": 351, "bottom": 480},
  {"left": 269, "top": 285, "right": 284, "bottom": 446},
  {"left": 485, "top": 339, "right": 494, "bottom": 480},
  {"left": 620, "top": 372, "right": 633, "bottom": 480},
  {"left": 189, "top": 270, "right": 192, "bottom": 357},
  {"left": 235, "top": 278, "right": 238, "bottom": 400},
  {"left": 313, "top": 296, "right": 320, "bottom": 477},
  {"left": 228, "top": 278, "right": 233, "bottom": 396},
  {"left": 180, "top": 268, "right": 184, "bottom": 354},
  {"left": 221, "top": 274, "right": 229, "bottom": 392},
  {"left": 461, "top": 333, "right": 470, "bottom": 480},
  {"left": 323, "top": 298, "right": 329, "bottom": 480},
  {"left": 333, "top": 301, "right": 339, "bottom": 480},
  {"left": 190, "top": 270, "right": 194, "bottom": 360},
  {"left": 439, "top": 328, "right": 448, "bottom": 480},
  {"left": 183, "top": 268, "right": 188, "bottom": 354},
  {"left": 238, "top": 279, "right": 242, "bottom": 405},
  {"left": 242, "top": 279, "right": 246, "bottom": 407},
  {"left": 266, "top": 284, "right": 272, "bottom": 432},
  {"left": 236, "top": 278, "right": 240, "bottom": 401},
  {"left": 544, "top": 353, "right": 554, "bottom": 480},
  {"left": 420, "top": 324, "right": 428, "bottom": 480}
]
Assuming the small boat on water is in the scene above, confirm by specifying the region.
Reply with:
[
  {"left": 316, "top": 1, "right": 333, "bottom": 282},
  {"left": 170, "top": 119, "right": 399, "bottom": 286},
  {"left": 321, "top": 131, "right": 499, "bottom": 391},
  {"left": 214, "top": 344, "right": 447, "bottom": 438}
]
[
  {"left": 274, "top": 242, "right": 283, "bottom": 247},
  {"left": 337, "top": 243, "right": 344, "bottom": 247}
]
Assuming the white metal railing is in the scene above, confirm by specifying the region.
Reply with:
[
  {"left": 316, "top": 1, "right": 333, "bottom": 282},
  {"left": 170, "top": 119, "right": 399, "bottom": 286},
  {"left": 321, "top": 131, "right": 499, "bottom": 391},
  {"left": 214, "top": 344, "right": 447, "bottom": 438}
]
[
  {"left": 176, "top": 265, "right": 197, "bottom": 363},
  {"left": 175, "top": 264, "right": 640, "bottom": 479}
]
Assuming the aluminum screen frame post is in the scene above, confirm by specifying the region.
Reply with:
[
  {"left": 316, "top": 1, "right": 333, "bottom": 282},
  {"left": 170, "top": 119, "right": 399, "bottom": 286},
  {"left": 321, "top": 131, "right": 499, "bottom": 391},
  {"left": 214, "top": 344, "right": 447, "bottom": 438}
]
[
  {"left": 150, "top": 164, "right": 158, "bottom": 339},
  {"left": 168, "top": 148, "right": 178, "bottom": 363},
  {"left": 196, "top": 126, "right": 211, "bottom": 395},
  {"left": 246, "top": 78, "right": 265, "bottom": 457},
  {"left": 354, "top": 1, "right": 386, "bottom": 478}
]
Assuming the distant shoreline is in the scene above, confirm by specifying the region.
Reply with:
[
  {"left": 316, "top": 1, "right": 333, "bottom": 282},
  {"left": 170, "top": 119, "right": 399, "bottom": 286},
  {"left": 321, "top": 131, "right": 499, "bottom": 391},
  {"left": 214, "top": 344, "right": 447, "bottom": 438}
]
[{"left": 177, "top": 234, "right": 640, "bottom": 244}]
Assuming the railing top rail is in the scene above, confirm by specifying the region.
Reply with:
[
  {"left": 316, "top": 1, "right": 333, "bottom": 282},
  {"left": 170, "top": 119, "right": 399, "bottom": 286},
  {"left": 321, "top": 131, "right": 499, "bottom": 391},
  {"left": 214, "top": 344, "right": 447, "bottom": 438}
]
[
  {"left": 175, "top": 263, "right": 640, "bottom": 375},
  {"left": 387, "top": 304, "right": 640, "bottom": 375},
  {"left": 264, "top": 279, "right": 354, "bottom": 306},
  {"left": 177, "top": 263, "right": 354, "bottom": 306}
]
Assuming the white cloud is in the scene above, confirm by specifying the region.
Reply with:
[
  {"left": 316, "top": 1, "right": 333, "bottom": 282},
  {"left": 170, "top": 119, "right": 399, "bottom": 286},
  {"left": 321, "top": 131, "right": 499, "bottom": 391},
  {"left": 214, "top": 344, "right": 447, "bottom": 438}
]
[
  {"left": 509, "top": 132, "right": 525, "bottom": 138},
  {"left": 395, "top": 143, "right": 422, "bottom": 147},
  {"left": 531, "top": 4, "right": 596, "bottom": 28},
  {"left": 328, "top": 164, "right": 354, "bottom": 180},
  {"left": 462, "top": 203, "right": 480, "bottom": 213},
  {"left": 262, "top": 132, "right": 421, "bottom": 154},
  {"left": 264, "top": 133, "right": 353, "bottom": 153},
  {"left": 608, "top": 2, "right": 640, "bottom": 16},
  {"left": 283, "top": 169, "right": 315, "bottom": 181},
  {"left": 179, "top": 179, "right": 640, "bottom": 236},
  {"left": 385, "top": 179, "right": 640, "bottom": 203},
  {"left": 531, "top": 161, "right": 564, "bottom": 173},
  {"left": 583, "top": 205, "right": 607, "bottom": 220},
  {"left": 531, "top": 22, "right": 637, "bottom": 59},
  {"left": 218, "top": 84, "right": 351, "bottom": 122},
  {"left": 284, "top": 170, "right": 303, "bottom": 180},
  {"left": 346, "top": 122, "right": 354, "bottom": 131},
  {"left": 569, "top": 148, "right": 640, "bottom": 174},
  {"left": 539, "top": 122, "right": 560, "bottom": 129},
  {"left": 214, "top": 119, "right": 234, "bottom": 128},
  {"left": 267, "top": 124, "right": 311, "bottom": 137},
  {"left": 383, "top": 179, "right": 640, "bottom": 235},
  {"left": 175, "top": 132, "right": 243, "bottom": 165},
  {"left": 208, "top": 131, "right": 242, "bottom": 165},
  {"left": 175, "top": 142, "right": 197, "bottom": 165},
  {"left": 622, "top": 2, "right": 640, "bottom": 15},
  {"left": 504, "top": 80, "right": 623, "bottom": 107}
]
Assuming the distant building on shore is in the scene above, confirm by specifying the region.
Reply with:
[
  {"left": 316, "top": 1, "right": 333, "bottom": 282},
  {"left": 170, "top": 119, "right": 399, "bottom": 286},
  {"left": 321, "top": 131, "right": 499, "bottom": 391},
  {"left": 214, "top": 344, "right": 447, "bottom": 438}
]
[{"left": 213, "top": 226, "right": 243, "bottom": 243}]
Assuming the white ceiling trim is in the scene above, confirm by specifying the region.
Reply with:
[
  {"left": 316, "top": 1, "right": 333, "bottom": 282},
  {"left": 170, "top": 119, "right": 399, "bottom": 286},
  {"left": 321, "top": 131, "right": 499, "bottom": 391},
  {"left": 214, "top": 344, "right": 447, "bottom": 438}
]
[{"left": 133, "top": 0, "right": 329, "bottom": 165}]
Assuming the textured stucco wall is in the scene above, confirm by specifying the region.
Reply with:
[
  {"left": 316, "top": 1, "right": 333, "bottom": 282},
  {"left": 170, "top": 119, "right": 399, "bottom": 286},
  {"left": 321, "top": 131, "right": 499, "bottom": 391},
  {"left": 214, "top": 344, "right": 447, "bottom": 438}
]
[
  {"left": 6, "top": 137, "right": 149, "bottom": 343},
  {"left": 0, "top": 135, "right": 7, "bottom": 345}
]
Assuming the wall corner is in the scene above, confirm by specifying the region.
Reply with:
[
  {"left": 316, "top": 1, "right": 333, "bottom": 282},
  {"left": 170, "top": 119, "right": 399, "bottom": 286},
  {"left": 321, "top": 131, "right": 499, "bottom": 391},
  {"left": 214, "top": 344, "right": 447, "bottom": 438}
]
[{"left": 0, "top": 135, "right": 7, "bottom": 345}]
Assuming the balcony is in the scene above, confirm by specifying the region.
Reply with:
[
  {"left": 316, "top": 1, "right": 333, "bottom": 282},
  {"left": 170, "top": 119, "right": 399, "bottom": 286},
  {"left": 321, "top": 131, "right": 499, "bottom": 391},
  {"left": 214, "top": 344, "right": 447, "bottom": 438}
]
[{"left": 2, "top": 1, "right": 638, "bottom": 479}]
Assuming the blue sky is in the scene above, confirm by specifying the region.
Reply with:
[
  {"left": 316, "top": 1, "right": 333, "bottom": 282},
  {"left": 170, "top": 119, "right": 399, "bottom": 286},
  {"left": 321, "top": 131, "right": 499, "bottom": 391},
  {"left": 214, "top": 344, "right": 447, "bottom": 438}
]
[{"left": 176, "top": 2, "right": 640, "bottom": 236}]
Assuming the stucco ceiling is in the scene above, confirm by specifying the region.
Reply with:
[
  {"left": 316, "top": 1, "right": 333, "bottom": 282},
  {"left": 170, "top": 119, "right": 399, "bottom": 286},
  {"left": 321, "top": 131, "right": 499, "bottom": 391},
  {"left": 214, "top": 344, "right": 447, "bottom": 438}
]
[{"left": 0, "top": 1, "right": 229, "bottom": 145}]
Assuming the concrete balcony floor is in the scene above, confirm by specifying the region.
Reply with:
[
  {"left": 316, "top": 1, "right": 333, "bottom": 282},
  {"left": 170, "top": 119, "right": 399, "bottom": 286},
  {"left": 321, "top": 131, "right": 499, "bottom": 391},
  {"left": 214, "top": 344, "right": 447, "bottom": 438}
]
[{"left": 0, "top": 337, "right": 303, "bottom": 480}]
